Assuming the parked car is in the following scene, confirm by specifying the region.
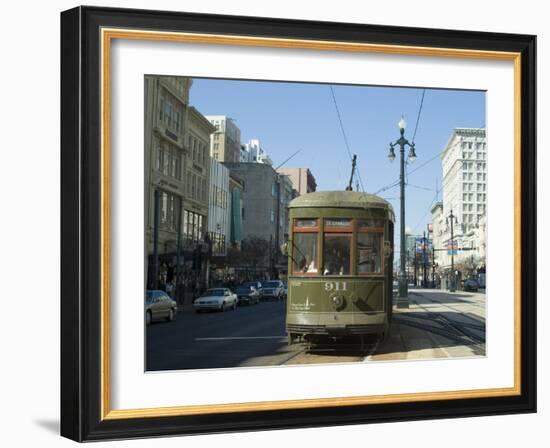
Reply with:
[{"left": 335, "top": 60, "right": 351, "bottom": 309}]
[
  {"left": 242, "top": 281, "right": 264, "bottom": 298},
  {"left": 261, "top": 280, "right": 285, "bottom": 300},
  {"left": 145, "top": 290, "right": 177, "bottom": 325},
  {"left": 193, "top": 288, "right": 238, "bottom": 312},
  {"left": 281, "top": 281, "right": 288, "bottom": 299},
  {"left": 235, "top": 285, "right": 260, "bottom": 305},
  {"left": 463, "top": 279, "right": 479, "bottom": 292}
]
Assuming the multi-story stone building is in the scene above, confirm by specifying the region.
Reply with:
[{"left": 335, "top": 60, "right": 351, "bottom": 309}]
[
  {"left": 182, "top": 106, "right": 216, "bottom": 247},
  {"left": 228, "top": 173, "right": 244, "bottom": 249},
  {"left": 432, "top": 127, "right": 487, "bottom": 286},
  {"left": 442, "top": 128, "right": 487, "bottom": 233},
  {"left": 276, "top": 167, "right": 317, "bottom": 196},
  {"left": 205, "top": 115, "right": 241, "bottom": 163},
  {"left": 144, "top": 76, "right": 193, "bottom": 289},
  {"left": 278, "top": 174, "right": 294, "bottom": 240},
  {"left": 223, "top": 163, "right": 292, "bottom": 272}
]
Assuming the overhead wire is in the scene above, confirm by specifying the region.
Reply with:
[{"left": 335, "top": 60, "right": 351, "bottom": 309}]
[
  {"left": 411, "top": 89, "right": 426, "bottom": 143},
  {"left": 411, "top": 189, "right": 440, "bottom": 234},
  {"left": 329, "top": 85, "right": 366, "bottom": 192}
]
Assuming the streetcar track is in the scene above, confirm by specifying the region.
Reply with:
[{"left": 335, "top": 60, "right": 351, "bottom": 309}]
[
  {"left": 396, "top": 310, "right": 486, "bottom": 332},
  {"left": 409, "top": 292, "right": 486, "bottom": 323},
  {"left": 403, "top": 299, "right": 486, "bottom": 345}
]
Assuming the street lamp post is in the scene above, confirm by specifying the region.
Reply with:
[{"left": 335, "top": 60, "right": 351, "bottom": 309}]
[
  {"left": 446, "top": 209, "right": 458, "bottom": 292},
  {"left": 388, "top": 116, "right": 417, "bottom": 308}
]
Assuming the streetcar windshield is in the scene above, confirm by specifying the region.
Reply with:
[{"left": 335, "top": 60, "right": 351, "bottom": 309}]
[
  {"left": 292, "top": 233, "right": 318, "bottom": 274},
  {"left": 323, "top": 234, "right": 351, "bottom": 275}
]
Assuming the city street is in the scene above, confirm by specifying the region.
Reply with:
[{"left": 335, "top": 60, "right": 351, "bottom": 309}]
[{"left": 146, "top": 288, "right": 486, "bottom": 371}]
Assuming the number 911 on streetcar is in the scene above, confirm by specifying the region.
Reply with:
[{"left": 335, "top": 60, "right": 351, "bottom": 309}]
[{"left": 283, "top": 191, "right": 395, "bottom": 345}]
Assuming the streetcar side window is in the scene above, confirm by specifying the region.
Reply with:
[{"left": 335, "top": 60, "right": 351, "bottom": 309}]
[
  {"left": 357, "top": 219, "right": 384, "bottom": 274},
  {"left": 357, "top": 233, "right": 382, "bottom": 273},
  {"left": 292, "top": 233, "right": 318, "bottom": 274}
]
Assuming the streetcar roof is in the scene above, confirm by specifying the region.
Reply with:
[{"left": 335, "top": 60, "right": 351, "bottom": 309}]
[{"left": 289, "top": 191, "right": 394, "bottom": 213}]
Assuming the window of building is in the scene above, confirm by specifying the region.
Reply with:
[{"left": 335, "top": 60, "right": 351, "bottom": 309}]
[
  {"left": 270, "top": 210, "right": 275, "bottom": 222},
  {"left": 159, "top": 191, "right": 180, "bottom": 231},
  {"left": 159, "top": 97, "right": 164, "bottom": 121},
  {"left": 170, "top": 148, "right": 178, "bottom": 178}
]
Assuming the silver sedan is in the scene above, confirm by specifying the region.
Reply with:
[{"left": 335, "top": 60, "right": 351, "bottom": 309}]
[
  {"left": 193, "top": 288, "right": 238, "bottom": 312},
  {"left": 145, "top": 290, "right": 178, "bottom": 325}
]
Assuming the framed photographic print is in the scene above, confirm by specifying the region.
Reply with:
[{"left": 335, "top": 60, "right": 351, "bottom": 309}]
[{"left": 60, "top": 6, "right": 536, "bottom": 442}]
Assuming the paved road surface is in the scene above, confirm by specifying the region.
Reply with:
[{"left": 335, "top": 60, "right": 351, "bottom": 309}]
[
  {"left": 146, "top": 288, "right": 486, "bottom": 371},
  {"left": 146, "top": 300, "right": 298, "bottom": 371}
]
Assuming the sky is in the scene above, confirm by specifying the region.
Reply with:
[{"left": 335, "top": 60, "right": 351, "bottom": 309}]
[{"left": 188, "top": 77, "right": 485, "bottom": 255}]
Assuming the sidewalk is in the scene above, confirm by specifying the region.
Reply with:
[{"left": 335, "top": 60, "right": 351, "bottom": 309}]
[{"left": 366, "top": 287, "right": 486, "bottom": 361}]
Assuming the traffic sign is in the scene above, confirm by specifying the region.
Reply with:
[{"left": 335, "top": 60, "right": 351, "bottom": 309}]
[{"left": 447, "top": 240, "right": 458, "bottom": 255}]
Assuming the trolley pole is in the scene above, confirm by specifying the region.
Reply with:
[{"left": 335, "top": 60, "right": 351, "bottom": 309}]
[
  {"left": 388, "top": 116, "right": 417, "bottom": 308},
  {"left": 447, "top": 209, "right": 458, "bottom": 292},
  {"left": 432, "top": 245, "right": 436, "bottom": 288},
  {"left": 422, "top": 230, "right": 427, "bottom": 288}
]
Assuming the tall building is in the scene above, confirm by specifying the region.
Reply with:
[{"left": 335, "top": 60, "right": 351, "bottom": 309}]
[
  {"left": 433, "top": 128, "right": 487, "bottom": 285},
  {"left": 278, "top": 174, "right": 294, "bottom": 241},
  {"left": 183, "top": 107, "right": 216, "bottom": 246},
  {"left": 431, "top": 201, "right": 446, "bottom": 271},
  {"left": 205, "top": 115, "right": 241, "bottom": 163},
  {"left": 276, "top": 167, "right": 317, "bottom": 196},
  {"left": 228, "top": 173, "right": 245, "bottom": 249},
  {"left": 207, "top": 160, "right": 230, "bottom": 257},
  {"left": 222, "top": 163, "right": 291, "bottom": 253},
  {"left": 144, "top": 76, "right": 193, "bottom": 289},
  {"left": 441, "top": 128, "right": 487, "bottom": 232},
  {"left": 240, "top": 139, "right": 273, "bottom": 165}
]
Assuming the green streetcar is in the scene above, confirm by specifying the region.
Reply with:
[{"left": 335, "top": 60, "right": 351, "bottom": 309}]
[{"left": 285, "top": 191, "right": 395, "bottom": 346}]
